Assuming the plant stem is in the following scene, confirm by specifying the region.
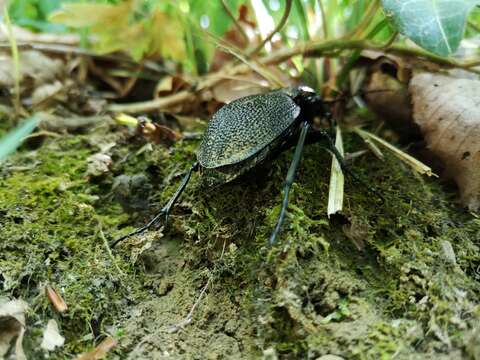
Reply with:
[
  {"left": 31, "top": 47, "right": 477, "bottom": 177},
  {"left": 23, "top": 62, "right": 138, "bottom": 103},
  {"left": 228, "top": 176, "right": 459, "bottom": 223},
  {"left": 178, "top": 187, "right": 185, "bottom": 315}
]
[
  {"left": 108, "top": 38, "right": 480, "bottom": 113},
  {"left": 3, "top": 7, "right": 21, "bottom": 117},
  {"left": 347, "top": 0, "right": 381, "bottom": 39},
  {"left": 249, "top": 0, "right": 293, "bottom": 56},
  {"left": 317, "top": 0, "right": 328, "bottom": 39},
  {"left": 221, "top": 0, "right": 249, "bottom": 44}
]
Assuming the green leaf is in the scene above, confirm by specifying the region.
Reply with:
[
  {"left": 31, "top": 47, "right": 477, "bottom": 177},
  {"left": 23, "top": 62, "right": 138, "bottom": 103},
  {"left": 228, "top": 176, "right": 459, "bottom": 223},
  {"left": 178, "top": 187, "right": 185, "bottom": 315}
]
[
  {"left": 382, "top": 0, "right": 479, "bottom": 56},
  {"left": 9, "top": 0, "right": 65, "bottom": 33},
  {"left": 0, "top": 116, "right": 38, "bottom": 162}
]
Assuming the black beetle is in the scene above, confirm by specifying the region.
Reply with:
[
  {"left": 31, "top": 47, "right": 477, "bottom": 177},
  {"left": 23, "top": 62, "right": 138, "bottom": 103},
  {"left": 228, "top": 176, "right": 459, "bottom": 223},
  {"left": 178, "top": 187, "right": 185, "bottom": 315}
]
[{"left": 111, "top": 87, "right": 380, "bottom": 247}]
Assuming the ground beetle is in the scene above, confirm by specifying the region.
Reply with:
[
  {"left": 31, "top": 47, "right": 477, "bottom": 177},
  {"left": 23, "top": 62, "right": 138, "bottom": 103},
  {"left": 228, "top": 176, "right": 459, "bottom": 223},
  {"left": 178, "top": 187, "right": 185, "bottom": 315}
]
[{"left": 111, "top": 86, "right": 380, "bottom": 247}]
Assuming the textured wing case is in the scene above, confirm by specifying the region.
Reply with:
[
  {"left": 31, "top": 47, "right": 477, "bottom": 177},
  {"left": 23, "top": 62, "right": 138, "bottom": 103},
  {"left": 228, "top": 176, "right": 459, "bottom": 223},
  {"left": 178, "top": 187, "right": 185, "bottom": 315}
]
[{"left": 197, "top": 91, "right": 300, "bottom": 168}]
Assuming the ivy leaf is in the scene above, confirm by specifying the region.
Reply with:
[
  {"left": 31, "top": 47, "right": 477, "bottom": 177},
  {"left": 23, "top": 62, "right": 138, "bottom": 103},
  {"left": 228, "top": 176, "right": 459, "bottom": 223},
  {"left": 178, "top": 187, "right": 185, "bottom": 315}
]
[{"left": 382, "top": 0, "right": 479, "bottom": 56}]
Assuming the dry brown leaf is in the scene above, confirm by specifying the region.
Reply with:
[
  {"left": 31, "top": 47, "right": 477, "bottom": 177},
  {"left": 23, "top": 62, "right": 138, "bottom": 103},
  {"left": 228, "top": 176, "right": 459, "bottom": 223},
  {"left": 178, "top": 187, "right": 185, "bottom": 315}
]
[
  {"left": 154, "top": 75, "right": 192, "bottom": 98},
  {"left": 155, "top": 76, "right": 174, "bottom": 94},
  {"left": 0, "top": 298, "right": 27, "bottom": 360},
  {"left": 45, "top": 285, "right": 68, "bottom": 313},
  {"left": 360, "top": 48, "right": 441, "bottom": 76},
  {"left": 360, "top": 52, "right": 412, "bottom": 82},
  {"left": 410, "top": 72, "right": 480, "bottom": 210},
  {"left": 364, "top": 73, "right": 413, "bottom": 136},
  {"left": 361, "top": 57, "right": 424, "bottom": 142},
  {"left": 138, "top": 121, "right": 181, "bottom": 145},
  {"left": 342, "top": 221, "right": 368, "bottom": 252},
  {"left": 31, "top": 80, "right": 65, "bottom": 106},
  {"left": 74, "top": 336, "right": 117, "bottom": 360},
  {"left": 0, "top": 50, "right": 64, "bottom": 89}
]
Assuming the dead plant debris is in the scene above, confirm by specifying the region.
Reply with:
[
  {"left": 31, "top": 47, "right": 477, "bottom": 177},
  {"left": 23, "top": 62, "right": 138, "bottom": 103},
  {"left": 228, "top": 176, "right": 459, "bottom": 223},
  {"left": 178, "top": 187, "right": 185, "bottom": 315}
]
[{"left": 410, "top": 72, "right": 480, "bottom": 210}]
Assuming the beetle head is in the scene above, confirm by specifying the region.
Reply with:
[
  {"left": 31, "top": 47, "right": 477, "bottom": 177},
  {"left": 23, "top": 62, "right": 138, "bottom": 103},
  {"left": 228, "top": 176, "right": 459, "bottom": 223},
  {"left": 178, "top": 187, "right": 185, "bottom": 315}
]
[
  {"left": 293, "top": 86, "right": 320, "bottom": 105},
  {"left": 297, "top": 85, "right": 315, "bottom": 94}
]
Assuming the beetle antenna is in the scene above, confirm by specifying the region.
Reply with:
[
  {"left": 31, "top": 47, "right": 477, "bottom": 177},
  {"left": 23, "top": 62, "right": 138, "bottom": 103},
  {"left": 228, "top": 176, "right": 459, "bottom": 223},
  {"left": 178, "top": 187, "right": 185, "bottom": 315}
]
[
  {"left": 320, "top": 130, "right": 384, "bottom": 203},
  {"left": 110, "top": 162, "right": 199, "bottom": 248},
  {"left": 322, "top": 88, "right": 399, "bottom": 105},
  {"left": 270, "top": 121, "right": 310, "bottom": 245}
]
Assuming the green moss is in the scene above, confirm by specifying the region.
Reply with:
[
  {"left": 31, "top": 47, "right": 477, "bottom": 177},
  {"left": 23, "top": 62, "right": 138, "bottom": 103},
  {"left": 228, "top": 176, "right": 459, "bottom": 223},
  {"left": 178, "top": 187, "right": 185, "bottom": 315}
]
[
  {"left": 0, "top": 135, "right": 144, "bottom": 358},
  {"left": 1, "top": 126, "right": 479, "bottom": 358}
]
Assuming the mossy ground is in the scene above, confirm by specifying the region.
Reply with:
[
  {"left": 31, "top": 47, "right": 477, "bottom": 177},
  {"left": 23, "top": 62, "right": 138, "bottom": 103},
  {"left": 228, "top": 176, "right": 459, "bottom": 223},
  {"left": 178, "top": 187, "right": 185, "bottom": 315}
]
[{"left": 1, "top": 120, "right": 479, "bottom": 359}]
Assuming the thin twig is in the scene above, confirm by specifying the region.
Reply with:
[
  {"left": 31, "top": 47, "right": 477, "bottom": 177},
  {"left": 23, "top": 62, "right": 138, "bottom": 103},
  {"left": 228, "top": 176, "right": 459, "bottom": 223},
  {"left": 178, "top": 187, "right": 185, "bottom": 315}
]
[
  {"left": 2, "top": 7, "right": 21, "bottom": 116},
  {"left": 0, "top": 42, "right": 105, "bottom": 56},
  {"left": 204, "top": 28, "right": 251, "bottom": 66},
  {"left": 216, "top": 44, "right": 284, "bottom": 87},
  {"left": 167, "top": 239, "right": 227, "bottom": 333},
  {"left": 24, "top": 130, "right": 61, "bottom": 139},
  {"left": 346, "top": 0, "right": 381, "bottom": 39},
  {"left": 108, "top": 90, "right": 194, "bottom": 113},
  {"left": 99, "top": 227, "right": 126, "bottom": 278},
  {"left": 0, "top": 42, "right": 167, "bottom": 72},
  {"left": 87, "top": 57, "right": 124, "bottom": 95},
  {"left": 380, "top": 31, "right": 399, "bottom": 49},
  {"left": 117, "top": 62, "right": 143, "bottom": 97},
  {"left": 249, "top": 0, "right": 293, "bottom": 56},
  {"left": 203, "top": 26, "right": 283, "bottom": 86},
  {"left": 167, "top": 279, "right": 210, "bottom": 333},
  {"left": 221, "top": 0, "right": 249, "bottom": 44}
]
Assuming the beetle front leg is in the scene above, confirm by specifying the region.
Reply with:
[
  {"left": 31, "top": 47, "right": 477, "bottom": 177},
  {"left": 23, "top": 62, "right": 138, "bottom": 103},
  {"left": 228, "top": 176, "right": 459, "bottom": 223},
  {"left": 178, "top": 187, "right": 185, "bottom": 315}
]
[
  {"left": 270, "top": 121, "right": 310, "bottom": 245},
  {"left": 110, "top": 162, "right": 199, "bottom": 248}
]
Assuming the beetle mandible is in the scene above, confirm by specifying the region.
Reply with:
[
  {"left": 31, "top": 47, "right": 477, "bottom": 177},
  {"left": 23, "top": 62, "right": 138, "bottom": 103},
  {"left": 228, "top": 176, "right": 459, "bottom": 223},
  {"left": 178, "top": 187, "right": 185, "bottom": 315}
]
[{"left": 111, "top": 86, "right": 380, "bottom": 247}]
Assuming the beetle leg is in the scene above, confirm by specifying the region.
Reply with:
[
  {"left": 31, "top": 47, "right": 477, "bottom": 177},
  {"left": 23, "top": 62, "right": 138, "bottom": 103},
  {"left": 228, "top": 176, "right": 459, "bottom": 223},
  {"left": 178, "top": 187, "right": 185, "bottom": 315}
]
[
  {"left": 110, "top": 162, "right": 199, "bottom": 248},
  {"left": 270, "top": 121, "right": 310, "bottom": 245}
]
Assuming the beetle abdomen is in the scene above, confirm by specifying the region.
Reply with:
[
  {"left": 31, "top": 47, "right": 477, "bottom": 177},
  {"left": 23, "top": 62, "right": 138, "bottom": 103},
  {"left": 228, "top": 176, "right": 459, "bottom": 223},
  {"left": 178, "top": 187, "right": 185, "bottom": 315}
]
[{"left": 197, "top": 91, "right": 300, "bottom": 169}]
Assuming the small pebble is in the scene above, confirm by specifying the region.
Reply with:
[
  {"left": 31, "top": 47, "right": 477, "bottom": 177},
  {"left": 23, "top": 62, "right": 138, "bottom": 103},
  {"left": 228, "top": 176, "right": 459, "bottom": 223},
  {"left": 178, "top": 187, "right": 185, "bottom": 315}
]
[{"left": 440, "top": 240, "right": 457, "bottom": 265}]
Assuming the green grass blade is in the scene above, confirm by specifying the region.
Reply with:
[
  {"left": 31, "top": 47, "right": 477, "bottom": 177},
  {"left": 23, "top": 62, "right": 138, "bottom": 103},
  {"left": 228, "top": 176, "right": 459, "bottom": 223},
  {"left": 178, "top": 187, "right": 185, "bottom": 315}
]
[{"left": 0, "top": 116, "right": 39, "bottom": 162}]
